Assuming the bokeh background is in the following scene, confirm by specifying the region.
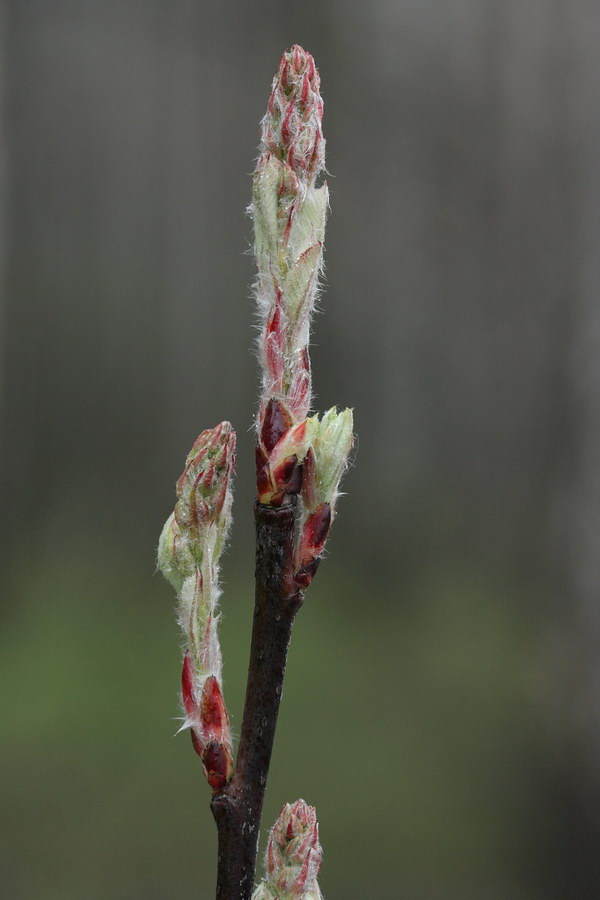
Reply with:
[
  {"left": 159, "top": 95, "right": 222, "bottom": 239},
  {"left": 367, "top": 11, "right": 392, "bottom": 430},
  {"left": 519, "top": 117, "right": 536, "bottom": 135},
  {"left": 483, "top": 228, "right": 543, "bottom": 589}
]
[{"left": 2, "top": 2, "right": 600, "bottom": 897}]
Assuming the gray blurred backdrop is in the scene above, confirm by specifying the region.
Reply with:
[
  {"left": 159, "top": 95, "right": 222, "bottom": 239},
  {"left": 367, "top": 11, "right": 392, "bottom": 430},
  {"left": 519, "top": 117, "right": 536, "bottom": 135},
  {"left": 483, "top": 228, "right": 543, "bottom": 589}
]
[{"left": 2, "top": 2, "right": 600, "bottom": 898}]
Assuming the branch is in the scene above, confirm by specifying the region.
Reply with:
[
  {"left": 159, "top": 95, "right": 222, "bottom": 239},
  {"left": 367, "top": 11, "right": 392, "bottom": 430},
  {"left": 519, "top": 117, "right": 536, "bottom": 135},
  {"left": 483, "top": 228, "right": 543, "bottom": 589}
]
[{"left": 211, "top": 500, "right": 304, "bottom": 899}]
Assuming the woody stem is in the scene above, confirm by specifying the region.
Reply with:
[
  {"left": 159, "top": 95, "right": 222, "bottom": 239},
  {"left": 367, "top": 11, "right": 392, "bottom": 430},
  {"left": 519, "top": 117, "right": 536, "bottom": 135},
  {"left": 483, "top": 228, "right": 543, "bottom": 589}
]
[{"left": 211, "top": 499, "right": 304, "bottom": 899}]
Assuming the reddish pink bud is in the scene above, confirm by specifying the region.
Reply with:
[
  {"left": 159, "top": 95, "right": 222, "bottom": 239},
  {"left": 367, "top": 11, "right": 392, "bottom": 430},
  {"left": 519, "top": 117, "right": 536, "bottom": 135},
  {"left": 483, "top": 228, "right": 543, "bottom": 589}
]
[
  {"left": 293, "top": 503, "right": 331, "bottom": 588},
  {"left": 261, "top": 397, "right": 293, "bottom": 453},
  {"left": 301, "top": 503, "right": 331, "bottom": 556},
  {"left": 293, "top": 557, "right": 321, "bottom": 589},
  {"left": 271, "top": 454, "right": 301, "bottom": 494},
  {"left": 202, "top": 740, "right": 234, "bottom": 792},
  {"left": 200, "top": 675, "right": 230, "bottom": 743}
]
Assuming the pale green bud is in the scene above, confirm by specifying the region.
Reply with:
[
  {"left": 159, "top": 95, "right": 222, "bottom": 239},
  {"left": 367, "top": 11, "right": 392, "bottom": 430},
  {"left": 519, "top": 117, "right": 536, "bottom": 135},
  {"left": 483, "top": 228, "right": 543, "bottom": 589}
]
[
  {"left": 310, "top": 407, "right": 354, "bottom": 507},
  {"left": 157, "top": 511, "right": 195, "bottom": 592}
]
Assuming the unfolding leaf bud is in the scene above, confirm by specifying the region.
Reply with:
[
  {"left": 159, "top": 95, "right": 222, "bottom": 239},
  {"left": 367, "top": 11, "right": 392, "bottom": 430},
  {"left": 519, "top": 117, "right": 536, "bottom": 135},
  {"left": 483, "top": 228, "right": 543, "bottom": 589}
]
[
  {"left": 252, "top": 47, "right": 329, "bottom": 500},
  {"left": 253, "top": 799, "right": 323, "bottom": 899},
  {"left": 158, "top": 423, "right": 236, "bottom": 791}
]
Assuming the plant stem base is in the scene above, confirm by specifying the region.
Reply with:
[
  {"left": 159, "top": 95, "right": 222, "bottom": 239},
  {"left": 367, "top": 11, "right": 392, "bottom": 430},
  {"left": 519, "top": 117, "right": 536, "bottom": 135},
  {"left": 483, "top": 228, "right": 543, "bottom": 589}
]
[{"left": 211, "top": 501, "right": 303, "bottom": 900}]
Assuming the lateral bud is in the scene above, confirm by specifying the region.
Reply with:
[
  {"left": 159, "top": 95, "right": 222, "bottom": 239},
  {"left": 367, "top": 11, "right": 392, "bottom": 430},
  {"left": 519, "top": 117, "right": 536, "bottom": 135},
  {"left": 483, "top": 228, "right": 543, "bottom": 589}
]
[
  {"left": 294, "top": 407, "right": 353, "bottom": 587},
  {"left": 293, "top": 503, "right": 331, "bottom": 588}
]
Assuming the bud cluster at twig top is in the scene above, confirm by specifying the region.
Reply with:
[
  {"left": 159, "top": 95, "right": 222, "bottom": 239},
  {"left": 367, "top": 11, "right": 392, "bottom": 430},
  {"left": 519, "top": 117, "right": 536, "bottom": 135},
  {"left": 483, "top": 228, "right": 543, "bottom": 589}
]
[
  {"left": 252, "top": 800, "right": 323, "bottom": 899},
  {"left": 252, "top": 46, "right": 328, "bottom": 508},
  {"left": 252, "top": 46, "right": 354, "bottom": 591},
  {"left": 157, "top": 422, "right": 236, "bottom": 791},
  {"left": 259, "top": 44, "right": 325, "bottom": 184}
]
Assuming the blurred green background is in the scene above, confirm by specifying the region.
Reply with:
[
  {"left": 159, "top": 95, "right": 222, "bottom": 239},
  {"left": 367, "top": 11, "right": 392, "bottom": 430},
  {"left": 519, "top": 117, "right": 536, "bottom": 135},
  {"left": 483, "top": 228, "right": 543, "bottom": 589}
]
[{"left": 2, "top": 1, "right": 600, "bottom": 897}]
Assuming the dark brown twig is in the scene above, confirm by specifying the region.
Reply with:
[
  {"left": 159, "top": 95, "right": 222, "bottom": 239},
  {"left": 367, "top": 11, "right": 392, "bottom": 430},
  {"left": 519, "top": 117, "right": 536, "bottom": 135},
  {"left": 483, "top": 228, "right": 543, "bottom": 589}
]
[{"left": 211, "top": 500, "right": 304, "bottom": 899}]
